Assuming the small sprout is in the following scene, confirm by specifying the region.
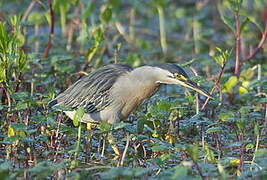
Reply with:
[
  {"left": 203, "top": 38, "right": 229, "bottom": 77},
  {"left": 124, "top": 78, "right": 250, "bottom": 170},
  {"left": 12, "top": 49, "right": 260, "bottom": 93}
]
[{"left": 73, "top": 107, "right": 85, "bottom": 127}]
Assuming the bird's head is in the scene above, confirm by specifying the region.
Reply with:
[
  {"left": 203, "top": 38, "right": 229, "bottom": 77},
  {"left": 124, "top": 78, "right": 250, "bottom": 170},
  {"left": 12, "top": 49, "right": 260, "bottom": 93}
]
[{"left": 153, "top": 63, "right": 213, "bottom": 98}]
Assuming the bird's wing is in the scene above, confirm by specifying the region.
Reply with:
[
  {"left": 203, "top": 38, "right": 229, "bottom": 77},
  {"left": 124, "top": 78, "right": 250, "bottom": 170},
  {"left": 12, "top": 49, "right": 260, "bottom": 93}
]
[{"left": 50, "top": 64, "right": 133, "bottom": 113}]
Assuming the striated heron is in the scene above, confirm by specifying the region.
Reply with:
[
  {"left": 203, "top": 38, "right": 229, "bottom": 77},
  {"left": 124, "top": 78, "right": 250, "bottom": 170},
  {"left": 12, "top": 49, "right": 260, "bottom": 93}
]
[{"left": 49, "top": 63, "right": 212, "bottom": 156}]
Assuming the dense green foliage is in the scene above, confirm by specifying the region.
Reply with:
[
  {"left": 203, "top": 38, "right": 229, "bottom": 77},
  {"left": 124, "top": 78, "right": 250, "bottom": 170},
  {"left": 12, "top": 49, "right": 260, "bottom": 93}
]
[{"left": 0, "top": 0, "right": 267, "bottom": 179}]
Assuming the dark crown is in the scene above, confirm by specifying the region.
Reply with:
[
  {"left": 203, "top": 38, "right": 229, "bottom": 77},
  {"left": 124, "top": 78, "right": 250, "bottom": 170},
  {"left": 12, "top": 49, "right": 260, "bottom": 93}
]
[{"left": 151, "top": 63, "right": 189, "bottom": 78}]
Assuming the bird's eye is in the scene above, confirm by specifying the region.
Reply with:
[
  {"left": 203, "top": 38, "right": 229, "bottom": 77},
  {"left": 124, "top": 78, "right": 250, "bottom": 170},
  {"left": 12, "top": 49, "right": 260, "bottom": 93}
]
[{"left": 174, "top": 73, "right": 187, "bottom": 81}]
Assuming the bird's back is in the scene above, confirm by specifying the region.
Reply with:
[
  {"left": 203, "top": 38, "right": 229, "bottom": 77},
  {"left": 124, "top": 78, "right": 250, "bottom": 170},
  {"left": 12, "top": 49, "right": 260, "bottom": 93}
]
[{"left": 49, "top": 64, "right": 133, "bottom": 117}]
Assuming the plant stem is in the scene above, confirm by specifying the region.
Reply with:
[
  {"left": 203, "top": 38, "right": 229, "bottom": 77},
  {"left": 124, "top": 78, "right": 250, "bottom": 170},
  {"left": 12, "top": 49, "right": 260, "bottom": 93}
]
[
  {"left": 244, "top": 24, "right": 267, "bottom": 62},
  {"left": 119, "top": 133, "right": 130, "bottom": 167},
  {"left": 43, "top": 0, "right": 55, "bottom": 58},
  {"left": 193, "top": 159, "right": 205, "bottom": 180},
  {"left": 250, "top": 134, "right": 260, "bottom": 170},
  {"left": 157, "top": 5, "right": 167, "bottom": 55},
  {"left": 129, "top": 8, "right": 135, "bottom": 42},
  {"left": 201, "top": 64, "right": 226, "bottom": 110},
  {"left": 74, "top": 124, "right": 82, "bottom": 160},
  {"left": 234, "top": 11, "right": 241, "bottom": 76},
  {"left": 238, "top": 133, "right": 244, "bottom": 172}
]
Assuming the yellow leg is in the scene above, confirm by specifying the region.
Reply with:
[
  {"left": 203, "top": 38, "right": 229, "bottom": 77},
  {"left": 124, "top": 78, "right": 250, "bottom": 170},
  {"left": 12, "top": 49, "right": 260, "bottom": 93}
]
[
  {"left": 107, "top": 133, "right": 120, "bottom": 157},
  {"left": 89, "top": 123, "right": 120, "bottom": 159}
]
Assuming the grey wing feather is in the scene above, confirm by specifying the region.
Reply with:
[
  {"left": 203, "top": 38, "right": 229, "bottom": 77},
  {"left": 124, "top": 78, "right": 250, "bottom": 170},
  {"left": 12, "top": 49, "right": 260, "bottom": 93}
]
[{"left": 50, "top": 64, "right": 133, "bottom": 113}]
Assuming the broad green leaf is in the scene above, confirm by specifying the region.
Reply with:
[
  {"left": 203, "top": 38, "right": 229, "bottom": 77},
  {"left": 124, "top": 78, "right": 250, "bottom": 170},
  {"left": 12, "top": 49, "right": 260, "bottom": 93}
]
[
  {"left": 11, "top": 122, "right": 27, "bottom": 132},
  {"left": 175, "top": 8, "right": 186, "bottom": 18},
  {"left": 113, "top": 122, "right": 127, "bottom": 130},
  {"left": 28, "top": 12, "right": 45, "bottom": 25},
  {"left": 18, "top": 131, "right": 27, "bottom": 138},
  {"left": 236, "top": 119, "right": 245, "bottom": 132},
  {"left": 255, "top": 149, "right": 267, "bottom": 157},
  {"left": 157, "top": 100, "right": 172, "bottom": 112},
  {"left": 186, "top": 144, "right": 199, "bottom": 161},
  {"left": 218, "top": 9, "right": 235, "bottom": 32},
  {"left": 100, "top": 5, "right": 112, "bottom": 24},
  {"left": 82, "top": 3, "right": 95, "bottom": 20},
  {"left": 240, "top": 68, "right": 254, "bottom": 81},
  {"left": 219, "top": 112, "right": 235, "bottom": 122},
  {"left": 245, "top": 143, "right": 254, "bottom": 152},
  {"left": 240, "top": 17, "right": 249, "bottom": 33},
  {"left": 171, "top": 166, "right": 188, "bottom": 180},
  {"left": 206, "top": 127, "right": 222, "bottom": 133},
  {"left": 152, "top": 144, "right": 169, "bottom": 152},
  {"left": 99, "top": 122, "right": 112, "bottom": 132},
  {"left": 153, "top": 0, "right": 165, "bottom": 7},
  {"left": 16, "top": 32, "right": 25, "bottom": 47},
  {"left": 73, "top": 107, "right": 85, "bottom": 126},
  {"left": 240, "top": 11, "right": 264, "bottom": 32},
  {"left": 137, "top": 118, "right": 145, "bottom": 133}
]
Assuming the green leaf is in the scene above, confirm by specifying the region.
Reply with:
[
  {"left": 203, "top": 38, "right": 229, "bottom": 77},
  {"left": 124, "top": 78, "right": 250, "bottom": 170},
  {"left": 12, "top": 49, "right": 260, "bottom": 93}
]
[
  {"left": 113, "top": 122, "right": 127, "bottom": 130},
  {"left": 73, "top": 107, "right": 85, "bottom": 127},
  {"left": 153, "top": 0, "right": 165, "bottom": 7},
  {"left": 240, "top": 68, "right": 254, "bottom": 81},
  {"left": 82, "top": 2, "right": 95, "bottom": 20},
  {"left": 157, "top": 100, "right": 172, "bottom": 112},
  {"left": 180, "top": 59, "right": 198, "bottom": 67},
  {"left": 219, "top": 112, "right": 235, "bottom": 122},
  {"left": 100, "top": 5, "right": 112, "bottom": 24},
  {"left": 206, "top": 127, "right": 222, "bottom": 133},
  {"left": 171, "top": 166, "right": 188, "bottom": 179},
  {"left": 213, "top": 55, "right": 225, "bottom": 68},
  {"left": 99, "top": 122, "right": 112, "bottom": 132},
  {"left": 255, "top": 149, "right": 267, "bottom": 157},
  {"left": 219, "top": 13, "right": 235, "bottom": 32},
  {"left": 240, "top": 17, "right": 249, "bottom": 33},
  {"left": 8, "top": 125, "right": 15, "bottom": 137},
  {"left": 152, "top": 144, "right": 169, "bottom": 152},
  {"left": 254, "top": 122, "right": 259, "bottom": 136},
  {"left": 137, "top": 118, "right": 146, "bottom": 133},
  {"left": 233, "top": 0, "right": 243, "bottom": 11},
  {"left": 223, "top": 76, "right": 238, "bottom": 94},
  {"left": 0, "top": 65, "right": 6, "bottom": 82},
  {"left": 28, "top": 12, "right": 45, "bottom": 25},
  {"left": 92, "top": 26, "right": 104, "bottom": 45},
  {"left": 16, "top": 32, "right": 25, "bottom": 47},
  {"left": 203, "top": 145, "right": 215, "bottom": 162},
  {"left": 186, "top": 144, "right": 199, "bottom": 161},
  {"left": 211, "top": 47, "right": 231, "bottom": 68},
  {"left": 18, "top": 51, "right": 28, "bottom": 72},
  {"left": 245, "top": 143, "right": 254, "bottom": 151}
]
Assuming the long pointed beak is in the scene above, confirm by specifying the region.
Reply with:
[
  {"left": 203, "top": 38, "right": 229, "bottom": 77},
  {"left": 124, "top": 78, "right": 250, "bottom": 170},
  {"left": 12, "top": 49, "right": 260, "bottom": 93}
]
[{"left": 178, "top": 79, "right": 213, "bottom": 99}]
